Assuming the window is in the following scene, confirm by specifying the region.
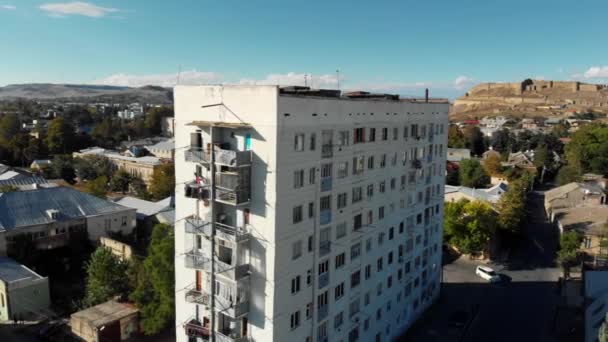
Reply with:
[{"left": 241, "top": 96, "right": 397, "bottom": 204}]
[
  {"left": 351, "top": 270, "right": 361, "bottom": 288},
  {"left": 294, "top": 205, "right": 306, "bottom": 224},
  {"left": 335, "top": 282, "right": 345, "bottom": 300},
  {"left": 367, "top": 184, "right": 374, "bottom": 198},
  {"left": 349, "top": 298, "right": 360, "bottom": 318},
  {"left": 319, "top": 259, "right": 330, "bottom": 276},
  {"left": 353, "top": 214, "right": 362, "bottom": 231},
  {"left": 290, "top": 310, "right": 301, "bottom": 329},
  {"left": 378, "top": 206, "right": 385, "bottom": 220},
  {"left": 318, "top": 291, "right": 329, "bottom": 311},
  {"left": 306, "top": 302, "right": 313, "bottom": 319},
  {"left": 321, "top": 163, "right": 332, "bottom": 178},
  {"left": 379, "top": 181, "right": 385, "bottom": 193},
  {"left": 318, "top": 321, "right": 328, "bottom": 341},
  {"left": 349, "top": 327, "right": 360, "bottom": 342},
  {"left": 336, "top": 222, "right": 347, "bottom": 239},
  {"left": 378, "top": 232, "right": 384, "bottom": 245},
  {"left": 369, "top": 128, "right": 376, "bottom": 142},
  {"left": 294, "top": 169, "right": 304, "bottom": 188},
  {"left": 292, "top": 240, "right": 302, "bottom": 259},
  {"left": 310, "top": 133, "right": 316, "bottom": 151},
  {"left": 351, "top": 242, "right": 362, "bottom": 260},
  {"left": 393, "top": 127, "right": 398, "bottom": 140},
  {"left": 388, "top": 252, "right": 393, "bottom": 264},
  {"left": 389, "top": 227, "right": 394, "bottom": 240},
  {"left": 338, "top": 162, "right": 348, "bottom": 178},
  {"left": 380, "top": 154, "right": 386, "bottom": 168},
  {"left": 353, "top": 156, "right": 365, "bottom": 175},
  {"left": 376, "top": 283, "right": 383, "bottom": 296},
  {"left": 320, "top": 195, "right": 332, "bottom": 212},
  {"left": 364, "top": 292, "right": 370, "bottom": 306},
  {"left": 339, "top": 130, "right": 350, "bottom": 146},
  {"left": 292, "top": 276, "right": 301, "bottom": 294},
  {"left": 366, "top": 238, "right": 372, "bottom": 252},
  {"left": 377, "top": 257, "right": 383, "bottom": 271},
  {"left": 334, "top": 311, "right": 344, "bottom": 329},
  {"left": 403, "top": 125, "right": 409, "bottom": 140},
  {"left": 121, "top": 216, "right": 127, "bottom": 226},
  {"left": 367, "top": 155, "right": 374, "bottom": 169},
  {"left": 354, "top": 127, "right": 366, "bottom": 143},
  {"left": 308, "top": 235, "right": 314, "bottom": 252},
  {"left": 309, "top": 167, "right": 316, "bottom": 184},
  {"left": 337, "top": 193, "right": 348, "bottom": 209},
  {"left": 352, "top": 187, "right": 363, "bottom": 203},
  {"left": 365, "top": 264, "right": 371, "bottom": 279},
  {"left": 295, "top": 133, "right": 305, "bottom": 151},
  {"left": 382, "top": 127, "right": 388, "bottom": 140},
  {"left": 335, "top": 253, "right": 346, "bottom": 269},
  {"left": 390, "top": 178, "right": 396, "bottom": 190},
  {"left": 307, "top": 269, "right": 312, "bottom": 286},
  {"left": 308, "top": 202, "right": 315, "bottom": 218}
]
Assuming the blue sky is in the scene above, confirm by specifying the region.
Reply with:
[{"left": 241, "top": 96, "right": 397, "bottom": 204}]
[{"left": 1, "top": 0, "right": 607, "bottom": 98}]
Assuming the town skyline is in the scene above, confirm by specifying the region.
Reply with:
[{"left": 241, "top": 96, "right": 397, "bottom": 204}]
[{"left": 1, "top": 0, "right": 608, "bottom": 98}]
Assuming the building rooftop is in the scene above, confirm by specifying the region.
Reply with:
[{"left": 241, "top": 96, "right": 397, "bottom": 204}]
[
  {"left": 0, "top": 187, "right": 133, "bottom": 232},
  {"left": 445, "top": 182, "right": 508, "bottom": 204},
  {"left": 145, "top": 139, "right": 175, "bottom": 153},
  {"left": 553, "top": 206, "right": 608, "bottom": 236},
  {"left": 545, "top": 182, "right": 606, "bottom": 205},
  {"left": 0, "top": 256, "right": 44, "bottom": 283},
  {"left": 75, "top": 147, "right": 161, "bottom": 166},
  {"left": 71, "top": 300, "right": 139, "bottom": 329},
  {"left": 0, "top": 176, "right": 56, "bottom": 191},
  {"left": 114, "top": 196, "right": 173, "bottom": 220}
]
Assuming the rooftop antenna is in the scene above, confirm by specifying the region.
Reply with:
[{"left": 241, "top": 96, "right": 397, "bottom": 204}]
[
  {"left": 304, "top": 74, "right": 308, "bottom": 87},
  {"left": 336, "top": 68, "right": 340, "bottom": 90},
  {"left": 176, "top": 64, "right": 182, "bottom": 85}
]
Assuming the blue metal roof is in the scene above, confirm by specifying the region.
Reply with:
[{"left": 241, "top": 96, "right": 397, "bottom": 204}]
[{"left": 0, "top": 187, "right": 133, "bottom": 232}]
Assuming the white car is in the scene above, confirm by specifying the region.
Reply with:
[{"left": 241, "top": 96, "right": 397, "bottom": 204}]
[{"left": 475, "top": 265, "right": 501, "bottom": 283}]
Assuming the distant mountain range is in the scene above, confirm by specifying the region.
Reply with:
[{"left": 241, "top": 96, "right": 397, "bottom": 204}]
[{"left": 0, "top": 84, "right": 173, "bottom": 104}]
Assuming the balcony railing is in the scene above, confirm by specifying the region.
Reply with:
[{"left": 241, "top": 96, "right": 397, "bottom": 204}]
[
  {"left": 184, "top": 319, "right": 210, "bottom": 340},
  {"left": 185, "top": 216, "right": 212, "bottom": 236},
  {"left": 35, "top": 234, "right": 69, "bottom": 249},
  {"left": 320, "top": 177, "right": 332, "bottom": 192},
  {"left": 185, "top": 147, "right": 252, "bottom": 167},
  {"left": 321, "top": 144, "right": 333, "bottom": 158},
  {"left": 215, "top": 222, "right": 250, "bottom": 243},
  {"left": 216, "top": 188, "right": 250, "bottom": 206},
  {"left": 216, "top": 330, "right": 250, "bottom": 342},
  {"left": 185, "top": 249, "right": 211, "bottom": 271},
  {"left": 184, "top": 181, "right": 210, "bottom": 200},
  {"left": 216, "top": 262, "right": 251, "bottom": 281},
  {"left": 215, "top": 294, "right": 249, "bottom": 318},
  {"left": 185, "top": 287, "right": 210, "bottom": 305},
  {"left": 318, "top": 272, "right": 329, "bottom": 289}
]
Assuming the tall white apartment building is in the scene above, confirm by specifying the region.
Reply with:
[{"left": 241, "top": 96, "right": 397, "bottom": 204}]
[{"left": 174, "top": 85, "right": 449, "bottom": 342}]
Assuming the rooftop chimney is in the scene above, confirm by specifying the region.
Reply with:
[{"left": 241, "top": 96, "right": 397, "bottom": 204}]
[{"left": 425, "top": 88, "right": 429, "bottom": 103}]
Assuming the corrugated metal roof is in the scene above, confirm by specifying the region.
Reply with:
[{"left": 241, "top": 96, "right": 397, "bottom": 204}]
[
  {"left": 114, "top": 196, "right": 172, "bottom": 219},
  {"left": 0, "top": 187, "right": 133, "bottom": 232},
  {"left": 0, "top": 176, "right": 50, "bottom": 188},
  {"left": 0, "top": 256, "right": 44, "bottom": 283}
]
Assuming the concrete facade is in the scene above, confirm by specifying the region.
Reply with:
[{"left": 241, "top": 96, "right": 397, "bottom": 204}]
[
  {"left": 0, "top": 257, "right": 50, "bottom": 321},
  {"left": 174, "top": 85, "right": 448, "bottom": 342}
]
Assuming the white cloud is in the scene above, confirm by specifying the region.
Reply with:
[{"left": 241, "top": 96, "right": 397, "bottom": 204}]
[
  {"left": 1, "top": 4, "right": 16, "bottom": 10},
  {"left": 239, "top": 72, "right": 337, "bottom": 88},
  {"left": 454, "top": 75, "right": 475, "bottom": 90},
  {"left": 39, "top": 2, "right": 118, "bottom": 18},
  {"left": 583, "top": 66, "right": 608, "bottom": 79},
  {"left": 92, "top": 70, "right": 223, "bottom": 87}
]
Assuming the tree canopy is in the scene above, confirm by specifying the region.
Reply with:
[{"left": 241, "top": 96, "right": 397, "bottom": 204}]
[
  {"left": 83, "top": 247, "right": 130, "bottom": 307},
  {"left": 444, "top": 199, "right": 498, "bottom": 255},
  {"left": 45, "top": 117, "right": 76, "bottom": 154},
  {"left": 482, "top": 153, "right": 503, "bottom": 176},
  {"left": 458, "top": 159, "right": 489, "bottom": 188},
  {"left": 448, "top": 125, "right": 466, "bottom": 148},
  {"left": 496, "top": 174, "right": 531, "bottom": 233},
  {"left": 148, "top": 163, "right": 175, "bottom": 200},
  {"left": 565, "top": 124, "right": 608, "bottom": 176}
]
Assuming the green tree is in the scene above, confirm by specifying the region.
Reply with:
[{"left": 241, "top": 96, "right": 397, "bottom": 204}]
[
  {"left": 557, "top": 231, "right": 583, "bottom": 278},
  {"left": 130, "top": 176, "right": 150, "bottom": 199},
  {"left": 444, "top": 199, "right": 498, "bottom": 255},
  {"left": 0, "top": 113, "right": 21, "bottom": 146},
  {"left": 448, "top": 125, "right": 466, "bottom": 148},
  {"left": 48, "top": 155, "right": 77, "bottom": 183},
  {"left": 491, "top": 129, "right": 515, "bottom": 153},
  {"left": 110, "top": 169, "right": 132, "bottom": 193},
  {"left": 463, "top": 126, "right": 486, "bottom": 156},
  {"left": 45, "top": 117, "right": 76, "bottom": 154},
  {"left": 144, "top": 106, "right": 173, "bottom": 135},
  {"left": 75, "top": 155, "right": 114, "bottom": 182},
  {"left": 552, "top": 123, "right": 569, "bottom": 138},
  {"left": 482, "top": 153, "right": 503, "bottom": 176},
  {"left": 85, "top": 176, "right": 108, "bottom": 198},
  {"left": 130, "top": 223, "right": 174, "bottom": 335},
  {"left": 458, "top": 159, "right": 489, "bottom": 188},
  {"left": 533, "top": 144, "right": 550, "bottom": 169},
  {"left": 496, "top": 178, "right": 528, "bottom": 232},
  {"left": 556, "top": 165, "right": 580, "bottom": 185},
  {"left": 565, "top": 124, "right": 608, "bottom": 175},
  {"left": 83, "top": 247, "right": 129, "bottom": 307},
  {"left": 148, "top": 163, "right": 175, "bottom": 200}
]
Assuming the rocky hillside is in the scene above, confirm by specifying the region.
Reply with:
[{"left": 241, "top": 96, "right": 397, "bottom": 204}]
[
  {"left": 0, "top": 84, "right": 173, "bottom": 104},
  {"left": 451, "top": 79, "right": 608, "bottom": 120}
]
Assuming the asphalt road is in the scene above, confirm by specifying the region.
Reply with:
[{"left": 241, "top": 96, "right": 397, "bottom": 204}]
[{"left": 402, "top": 190, "right": 566, "bottom": 342}]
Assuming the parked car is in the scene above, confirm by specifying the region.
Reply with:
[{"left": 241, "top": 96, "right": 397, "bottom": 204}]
[{"left": 475, "top": 265, "right": 501, "bottom": 283}]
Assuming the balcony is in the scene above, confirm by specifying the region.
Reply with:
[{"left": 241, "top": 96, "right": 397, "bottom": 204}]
[
  {"left": 319, "top": 240, "right": 331, "bottom": 257},
  {"left": 185, "top": 249, "right": 211, "bottom": 271},
  {"left": 216, "top": 330, "right": 249, "bottom": 342},
  {"left": 216, "top": 188, "right": 250, "bottom": 206},
  {"left": 184, "top": 319, "right": 210, "bottom": 340},
  {"left": 318, "top": 272, "right": 329, "bottom": 289},
  {"left": 320, "top": 176, "right": 332, "bottom": 192},
  {"left": 317, "top": 304, "right": 329, "bottom": 322},
  {"left": 320, "top": 209, "right": 332, "bottom": 225},
  {"left": 185, "top": 147, "right": 252, "bottom": 167},
  {"left": 215, "top": 222, "right": 250, "bottom": 244},
  {"left": 185, "top": 216, "right": 212, "bottom": 236},
  {"left": 184, "top": 181, "right": 210, "bottom": 200},
  {"left": 321, "top": 144, "right": 333, "bottom": 158},
  {"left": 215, "top": 171, "right": 250, "bottom": 206},
  {"left": 411, "top": 159, "right": 422, "bottom": 169},
  {"left": 215, "top": 293, "right": 249, "bottom": 318},
  {"left": 185, "top": 287, "right": 210, "bottom": 306},
  {"left": 215, "top": 261, "right": 251, "bottom": 281}
]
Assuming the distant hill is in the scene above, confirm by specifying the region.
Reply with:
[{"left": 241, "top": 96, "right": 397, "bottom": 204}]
[
  {"left": 451, "top": 79, "right": 608, "bottom": 121},
  {"left": 0, "top": 83, "right": 173, "bottom": 104}
]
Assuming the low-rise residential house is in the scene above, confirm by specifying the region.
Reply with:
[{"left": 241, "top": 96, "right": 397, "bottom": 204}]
[
  {"left": 0, "top": 256, "right": 51, "bottom": 321},
  {"left": 100, "top": 237, "right": 134, "bottom": 261},
  {"left": 70, "top": 300, "right": 139, "bottom": 342},
  {"left": 545, "top": 182, "right": 607, "bottom": 219},
  {"left": 145, "top": 139, "right": 175, "bottom": 160},
  {"left": 0, "top": 177, "right": 57, "bottom": 191},
  {"left": 444, "top": 182, "right": 508, "bottom": 204},
  {"left": 480, "top": 116, "right": 508, "bottom": 128},
  {"left": 480, "top": 126, "right": 501, "bottom": 138},
  {"left": 490, "top": 175, "right": 509, "bottom": 186},
  {"left": 447, "top": 148, "right": 471, "bottom": 163},
  {"left": 113, "top": 196, "right": 174, "bottom": 239},
  {"left": 73, "top": 147, "right": 162, "bottom": 185},
  {"left": 521, "top": 118, "right": 539, "bottom": 130},
  {"left": 0, "top": 187, "right": 136, "bottom": 256},
  {"left": 553, "top": 206, "right": 608, "bottom": 262},
  {"left": 504, "top": 151, "right": 537, "bottom": 172}
]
